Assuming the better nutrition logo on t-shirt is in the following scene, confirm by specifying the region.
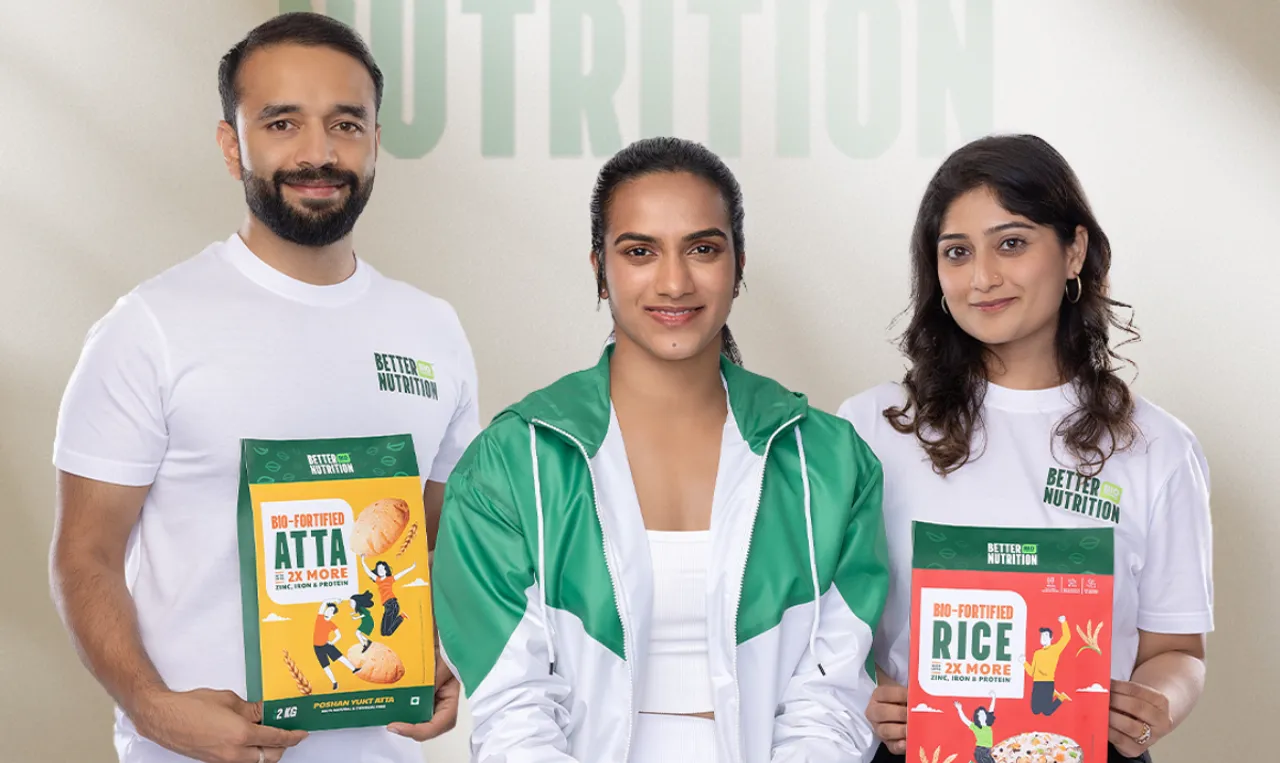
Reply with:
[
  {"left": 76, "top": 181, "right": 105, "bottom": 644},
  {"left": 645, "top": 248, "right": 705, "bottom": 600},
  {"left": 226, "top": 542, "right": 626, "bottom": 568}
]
[
  {"left": 373, "top": 352, "right": 439, "bottom": 400},
  {"left": 1041, "top": 466, "right": 1123, "bottom": 524}
]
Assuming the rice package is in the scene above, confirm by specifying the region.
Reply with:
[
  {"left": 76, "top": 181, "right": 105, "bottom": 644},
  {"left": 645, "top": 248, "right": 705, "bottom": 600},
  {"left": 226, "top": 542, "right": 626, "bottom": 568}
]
[{"left": 906, "top": 522, "right": 1113, "bottom": 763}]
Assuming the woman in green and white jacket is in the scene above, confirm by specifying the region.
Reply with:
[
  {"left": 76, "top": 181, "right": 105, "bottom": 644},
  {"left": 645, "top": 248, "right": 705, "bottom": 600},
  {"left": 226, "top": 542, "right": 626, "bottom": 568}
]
[{"left": 433, "top": 137, "right": 889, "bottom": 762}]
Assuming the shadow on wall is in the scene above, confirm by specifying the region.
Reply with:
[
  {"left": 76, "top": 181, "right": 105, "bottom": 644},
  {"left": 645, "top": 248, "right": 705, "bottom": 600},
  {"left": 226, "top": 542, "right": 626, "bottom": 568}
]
[
  {"left": 1157, "top": 8, "right": 1277, "bottom": 762},
  {"left": 0, "top": 366, "right": 117, "bottom": 763},
  {"left": 1171, "top": 0, "right": 1280, "bottom": 100}
]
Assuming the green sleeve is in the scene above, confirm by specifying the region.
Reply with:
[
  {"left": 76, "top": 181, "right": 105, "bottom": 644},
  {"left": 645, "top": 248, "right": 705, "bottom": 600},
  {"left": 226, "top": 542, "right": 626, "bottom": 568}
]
[
  {"left": 433, "top": 453, "right": 535, "bottom": 695},
  {"left": 833, "top": 447, "right": 889, "bottom": 678}
]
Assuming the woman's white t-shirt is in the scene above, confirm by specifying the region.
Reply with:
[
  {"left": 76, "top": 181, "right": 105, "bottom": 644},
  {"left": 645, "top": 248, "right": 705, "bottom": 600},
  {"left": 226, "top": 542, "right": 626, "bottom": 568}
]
[{"left": 838, "top": 382, "right": 1213, "bottom": 688}]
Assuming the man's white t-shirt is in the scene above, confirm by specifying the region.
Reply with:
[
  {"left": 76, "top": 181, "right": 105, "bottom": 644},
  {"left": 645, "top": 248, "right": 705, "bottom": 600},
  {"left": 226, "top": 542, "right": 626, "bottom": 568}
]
[
  {"left": 54, "top": 234, "right": 481, "bottom": 763},
  {"left": 838, "top": 382, "right": 1213, "bottom": 695}
]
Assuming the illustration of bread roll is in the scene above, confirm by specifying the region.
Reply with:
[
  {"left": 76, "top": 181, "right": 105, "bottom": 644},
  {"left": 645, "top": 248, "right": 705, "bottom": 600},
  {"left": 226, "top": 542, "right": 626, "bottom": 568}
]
[
  {"left": 350, "top": 498, "right": 410, "bottom": 556},
  {"left": 346, "top": 642, "right": 406, "bottom": 684}
]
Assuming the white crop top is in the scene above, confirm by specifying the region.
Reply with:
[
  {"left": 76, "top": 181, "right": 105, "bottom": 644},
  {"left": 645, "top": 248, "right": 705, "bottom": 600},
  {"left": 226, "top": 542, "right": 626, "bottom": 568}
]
[{"left": 639, "top": 530, "right": 714, "bottom": 714}]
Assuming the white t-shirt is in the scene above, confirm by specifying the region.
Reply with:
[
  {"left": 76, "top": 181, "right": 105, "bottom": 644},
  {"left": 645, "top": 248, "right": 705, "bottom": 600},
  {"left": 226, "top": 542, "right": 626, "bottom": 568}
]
[
  {"left": 838, "top": 382, "right": 1213, "bottom": 693},
  {"left": 54, "top": 234, "right": 481, "bottom": 763}
]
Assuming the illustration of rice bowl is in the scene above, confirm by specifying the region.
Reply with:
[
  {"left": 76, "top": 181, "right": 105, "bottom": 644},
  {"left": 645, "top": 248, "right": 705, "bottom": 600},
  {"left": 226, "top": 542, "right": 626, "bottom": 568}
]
[
  {"left": 991, "top": 732, "right": 1083, "bottom": 763},
  {"left": 350, "top": 498, "right": 410, "bottom": 556}
]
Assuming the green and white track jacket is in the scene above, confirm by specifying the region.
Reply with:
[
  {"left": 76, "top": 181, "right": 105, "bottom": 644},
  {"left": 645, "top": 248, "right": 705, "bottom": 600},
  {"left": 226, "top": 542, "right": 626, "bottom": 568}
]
[{"left": 435, "top": 350, "right": 889, "bottom": 762}]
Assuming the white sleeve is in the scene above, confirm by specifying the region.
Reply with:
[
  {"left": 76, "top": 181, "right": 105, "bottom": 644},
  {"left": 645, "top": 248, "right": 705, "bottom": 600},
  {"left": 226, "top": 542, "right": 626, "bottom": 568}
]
[
  {"left": 836, "top": 387, "right": 889, "bottom": 442},
  {"left": 772, "top": 454, "right": 887, "bottom": 761},
  {"left": 53, "top": 294, "right": 170, "bottom": 487},
  {"left": 836, "top": 395, "right": 871, "bottom": 434},
  {"left": 435, "top": 468, "right": 576, "bottom": 763},
  {"left": 428, "top": 324, "right": 480, "bottom": 483},
  {"left": 770, "top": 592, "right": 880, "bottom": 762},
  {"left": 1136, "top": 440, "right": 1214, "bottom": 634}
]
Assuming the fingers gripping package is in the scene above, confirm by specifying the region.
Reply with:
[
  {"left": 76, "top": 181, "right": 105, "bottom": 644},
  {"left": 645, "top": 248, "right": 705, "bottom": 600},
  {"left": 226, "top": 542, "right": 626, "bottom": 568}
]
[
  {"left": 237, "top": 435, "right": 435, "bottom": 731},
  {"left": 907, "top": 522, "right": 1114, "bottom": 763}
]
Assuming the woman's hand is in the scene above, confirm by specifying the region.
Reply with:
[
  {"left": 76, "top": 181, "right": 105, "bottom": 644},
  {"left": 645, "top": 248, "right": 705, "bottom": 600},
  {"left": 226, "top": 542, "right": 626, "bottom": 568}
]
[
  {"left": 866, "top": 679, "right": 909, "bottom": 755},
  {"left": 1108, "top": 680, "right": 1172, "bottom": 757}
]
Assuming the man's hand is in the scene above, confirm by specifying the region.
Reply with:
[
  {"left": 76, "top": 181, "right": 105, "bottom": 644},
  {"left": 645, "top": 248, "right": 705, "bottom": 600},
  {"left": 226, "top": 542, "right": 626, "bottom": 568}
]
[
  {"left": 132, "top": 688, "right": 307, "bottom": 763},
  {"left": 387, "top": 657, "right": 460, "bottom": 741}
]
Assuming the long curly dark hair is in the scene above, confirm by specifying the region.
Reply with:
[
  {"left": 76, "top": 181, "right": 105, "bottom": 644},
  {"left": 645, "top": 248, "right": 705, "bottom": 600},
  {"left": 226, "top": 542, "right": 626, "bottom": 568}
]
[{"left": 885, "top": 134, "right": 1139, "bottom": 476}]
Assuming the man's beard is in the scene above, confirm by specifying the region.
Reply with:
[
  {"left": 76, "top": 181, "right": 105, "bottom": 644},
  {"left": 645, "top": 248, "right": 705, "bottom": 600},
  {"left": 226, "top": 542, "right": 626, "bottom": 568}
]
[{"left": 242, "top": 164, "right": 375, "bottom": 247}]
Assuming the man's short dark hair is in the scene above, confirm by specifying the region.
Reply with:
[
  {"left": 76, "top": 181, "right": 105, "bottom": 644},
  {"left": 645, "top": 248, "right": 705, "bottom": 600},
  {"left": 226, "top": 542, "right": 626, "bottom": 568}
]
[
  {"left": 218, "top": 12, "right": 384, "bottom": 126},
  {"left": 1039, "top": 628, "right": 1053, "bottom": 637}
]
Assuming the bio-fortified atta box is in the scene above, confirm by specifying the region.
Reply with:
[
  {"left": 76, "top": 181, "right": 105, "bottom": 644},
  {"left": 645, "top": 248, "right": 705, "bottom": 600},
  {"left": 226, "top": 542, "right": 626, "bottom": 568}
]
[
  {"left": 238, "top": 435, "right": 435, "bottom": 731},
  {"left": 907, "top": 522, "right": 1113, "bottom": 763}
]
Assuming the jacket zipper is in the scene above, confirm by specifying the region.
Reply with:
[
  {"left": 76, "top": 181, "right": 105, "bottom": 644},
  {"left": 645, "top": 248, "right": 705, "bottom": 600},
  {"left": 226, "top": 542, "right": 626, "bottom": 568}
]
[
  {"left": 729, "top": 414, "right": 804, "bottom": 762},
  {"left": 530, "top": 419, "right": 635, "bottom": 762}
]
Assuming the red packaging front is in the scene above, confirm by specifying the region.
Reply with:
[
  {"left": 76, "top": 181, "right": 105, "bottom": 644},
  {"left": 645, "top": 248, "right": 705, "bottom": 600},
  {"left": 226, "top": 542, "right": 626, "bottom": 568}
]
[{"left": 907, "top": 523, "right": 1114, "bottom": 763}]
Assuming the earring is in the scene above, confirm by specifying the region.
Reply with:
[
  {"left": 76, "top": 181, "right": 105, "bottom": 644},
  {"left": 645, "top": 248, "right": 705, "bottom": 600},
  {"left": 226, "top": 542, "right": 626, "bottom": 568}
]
[
  {"left": 1065, "top": 275, "right": 1083, "bottom": 304},
  {"left": 941, "top": 295, "right": 951, "bottom": 316}
]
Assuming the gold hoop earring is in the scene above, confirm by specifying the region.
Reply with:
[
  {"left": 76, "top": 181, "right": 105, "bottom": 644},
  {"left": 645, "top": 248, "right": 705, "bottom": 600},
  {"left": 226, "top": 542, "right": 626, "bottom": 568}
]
[
  {"left": 941, "top": 295, "right": 951, "bottom": 316},
  {"left": 1065, "top": 276, "right": 1083, "bottom": 304}
]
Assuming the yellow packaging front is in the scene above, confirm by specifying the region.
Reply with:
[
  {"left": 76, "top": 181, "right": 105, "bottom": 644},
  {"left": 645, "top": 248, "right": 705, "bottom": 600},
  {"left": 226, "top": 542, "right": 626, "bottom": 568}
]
[{"left": 237, "top": 435, "right": 434, "bottom": 731}]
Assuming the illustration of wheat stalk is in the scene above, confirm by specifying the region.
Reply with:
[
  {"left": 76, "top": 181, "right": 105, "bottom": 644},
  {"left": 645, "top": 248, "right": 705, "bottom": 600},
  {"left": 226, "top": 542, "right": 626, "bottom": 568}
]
[
  {"left": 395, "top": 522, "right": 419, "bottom": 557},
  {"left": 282, "top": 650, "right": 312, "bottom": 695},
  {"left": 1076, "top": 619, "right": 1105, "bottom": 655},
  {"left": 918, "top": 746, "right": 957, "bottom": 763}
]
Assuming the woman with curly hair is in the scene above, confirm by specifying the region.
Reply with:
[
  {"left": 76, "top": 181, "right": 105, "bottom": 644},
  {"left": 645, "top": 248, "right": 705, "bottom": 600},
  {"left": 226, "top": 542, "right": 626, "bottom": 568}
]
[{"left": 841, "top": 134, "right": 1213, "bottom": 763}]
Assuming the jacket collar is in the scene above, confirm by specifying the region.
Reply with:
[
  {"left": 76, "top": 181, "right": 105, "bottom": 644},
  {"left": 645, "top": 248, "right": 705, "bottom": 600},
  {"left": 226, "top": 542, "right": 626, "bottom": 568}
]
[{"left": 501, "top": 344, "right": 809, "bottom": 457}]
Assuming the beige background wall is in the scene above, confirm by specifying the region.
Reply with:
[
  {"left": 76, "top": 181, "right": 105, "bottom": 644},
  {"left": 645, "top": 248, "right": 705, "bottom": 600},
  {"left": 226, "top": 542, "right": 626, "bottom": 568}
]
[{"left": 2, "top": 1, "right": 1276, "bottom": 761}]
